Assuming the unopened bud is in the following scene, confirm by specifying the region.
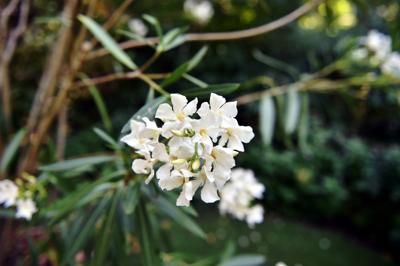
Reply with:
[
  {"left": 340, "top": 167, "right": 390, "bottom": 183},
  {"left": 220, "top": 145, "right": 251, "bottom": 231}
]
[
  {"left": 183, "top": 128, "right": 195, "bottom": 137},
  {"left": 191, "top": 159, "right": 201, "bottom": 171},
  {"left": 171, "top": 130, "right": 184, "bottom": 137},
  {"left": 171, "top": 158, "right": 186, "bottom": 165}
]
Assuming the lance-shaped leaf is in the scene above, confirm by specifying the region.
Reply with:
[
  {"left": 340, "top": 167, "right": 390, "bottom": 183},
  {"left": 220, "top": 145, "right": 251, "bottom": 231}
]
[
  {"left": 260, "top": 95, "right": 275, "bottom": 145},
  {"left": 88, "top": 84, "right": 112, "bottom": 132},
  {"left": 40, "top": 155, "right": 117, "bottom": 172},
  {"left": 0, "top": 128, "right": 25, "bottom": 172},
  {"left": 153, "top": 196, "right": 206, "bottom": 239},
  {"left": 161, "top": 46, "right": 208, "bottom": 87},
  {"left": 284, "top": 88, "right": 301, "bottom": 135},
  {"left": 78, "top": 15, "right": 137, "bottom": 70},
  {"left": 219, "top": 255, "right": 266, "bottom": 266},
  {"left": 120, "top": 96, "right": 167, "bottom": 136}
]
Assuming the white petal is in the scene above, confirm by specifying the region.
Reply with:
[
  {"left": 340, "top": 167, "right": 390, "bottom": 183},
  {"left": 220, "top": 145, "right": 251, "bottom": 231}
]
[
  {"left": 155, "top": 103, "right": 176, "bottom": 121},
  {"left": 182, "top": 98, "right": 198, "bottom": 116},
  {"left": 132, "top": 159, "right": 151, "bottom": 174},
  {"left": 197, "top": 102, "right": 210, "bottom": 118},
  {"left": 158, "top": 176, "right": 183, "bottom": 190},
  {"left": 153, "top": 143, "right": 169, "bottom": 162},
  {"left": 220, "top": 101, "right": 238, "bottom": 117},
  {"left": 144, "top": 169, "right": 155, "bottom": 184},
  {"left": 16, "top": 199, "right": 37, "bottom": 220},
  {"left": 227, "top": 135, "right": 244, "bottom": 152},
  {"left": 236, "top": 126, "right": 255, "bottom": 143},
  {"left": 176, "top": 190, "right": 190, "bottom": 206},
  {"left": 210, "top": 93, "right": 226, "bottom": 111},
  {"left": 156, "top": 163, "right": 172, "bottom": 180},
  {"left": 171, "top": 94, "right": 188, "bottom": 112},
  {"left": 201, "top": 180, "right": 220, "bottom": 203}
]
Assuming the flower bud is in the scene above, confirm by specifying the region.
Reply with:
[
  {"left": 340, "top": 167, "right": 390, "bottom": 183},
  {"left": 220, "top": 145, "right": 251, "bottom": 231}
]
[
  {"left": 191, "top": 159, "right": 201, "bottom": 171},
  {"left": 171, "top": 158, "right": 186, "bottom": 165}
]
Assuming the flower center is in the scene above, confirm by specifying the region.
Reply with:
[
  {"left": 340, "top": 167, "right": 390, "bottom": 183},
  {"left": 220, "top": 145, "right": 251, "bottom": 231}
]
[
  {"left": 199, "top": 128, "right": 207, "bottom": 137},
  {"left": 176, "top": 112, "right": 186, "bottom": 121}
]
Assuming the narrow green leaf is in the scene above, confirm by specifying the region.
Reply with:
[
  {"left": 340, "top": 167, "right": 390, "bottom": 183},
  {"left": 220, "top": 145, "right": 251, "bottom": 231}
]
[
  {"left": 40, "top": 155, "right": 117, "bottom": 172},
  {"left": 183, "top": 74, "right": 208, "bottom": 88},
  {"left": 142, "top": 14, "right": 162, "bottom": 39},
  {"left": 93, "top": 128, "right": 120, "bottom": 151},
  {"left": 259, "top": 95, "right": 275, "bottom": 145},
  {"left": 136, "top": 200, "right": 160, "bottom": 266},
  {"left": 91, "top": 191, "right": 121, "bottom": 266},
  {"left": 121, "top": 182, "right": 140, "bottom": 215},
  {"left": 0, "top": 128, "right": 25, "bottom": 172},
  {"left": 78, "top": 15, "right": 137, "bottom": 70},
  {"left": 120, "top": 96, "right": 167, "bottom": 135},
  {"left": 161, "top": 27, "right": 187, "bottom": 51},
  {"left": 187, "top": 46, "right": 208, "bottom": 71},
  {"left": 253, "top": 50, "right": 299, "bottom": 80},
  {"left": 161, "top": 62, "right": 190, "bottom": 87},
  {"left": 154, "top": 196, "right": 206, "bottom": 239},
  {"left": 88, "top": 85, "right": 112, "bottom": 132},
  {"left": 219, "top": 255, "right": 266, "bottom": 266},
  {"left": 284, "top": 89, "right": 300, "bottom": 135},
  {"left": 0, "top": 209, "right": 15, "bottom": 218},
  {"left": 183, "top": 83, "right": 240, "bottom": 98},
  {"left": 161, "top": 47, "right": 208, "bottom": 87},
  {"left": 62, "top": 198, "right": 109, "bottom": 266}
]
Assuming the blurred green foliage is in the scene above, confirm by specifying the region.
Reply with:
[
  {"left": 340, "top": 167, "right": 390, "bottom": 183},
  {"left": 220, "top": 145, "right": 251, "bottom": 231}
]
[{"left": 4, "top": 0, "right": 400, "bottom": 263}]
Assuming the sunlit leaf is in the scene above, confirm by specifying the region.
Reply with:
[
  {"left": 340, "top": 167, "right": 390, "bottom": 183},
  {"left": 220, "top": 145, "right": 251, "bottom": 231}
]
[
  {"left": 78, "top": 15, "right": 137, "bottom": 70},
  {"left": 284, "top": 89, "right": 301, "bottom": 134},
  {"left": 121, "top": 182, "right": 140, "bottom": 215},
  {"left": 260, "top": 95, "right": 275, "bottom": 145},
  {"left": 93, "top": 128, "right": 120, "bottom": 151}
]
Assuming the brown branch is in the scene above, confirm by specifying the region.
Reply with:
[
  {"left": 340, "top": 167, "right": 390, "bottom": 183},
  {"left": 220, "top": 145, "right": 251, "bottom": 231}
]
[
  {"left": 56, "top": 105, "right": 68, "bottom": 160},
  {"left": 86, "top": 0, "right": 323, "bottom": 60},
  {"left": 0, "top": 0, "right": 30, "bottom": 134}
]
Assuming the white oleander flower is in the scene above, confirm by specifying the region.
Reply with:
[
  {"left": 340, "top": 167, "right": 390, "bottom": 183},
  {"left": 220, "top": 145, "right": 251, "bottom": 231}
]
[
  {"left": 381, "top": 52, "right": 400, "bottom": 78},
  {"left": 0, "top": 178, "right": 39, "bottom": 220},
  {"left": 128, "top": 18, "right": 148, "bottom": 37},
  {"left": 121, "top": 118, "right": 160, "bottom": 154},
  {"left": 361, "top": 30, "right": 392, "bottom": 62},
  {"left": 219, "top": 117, "right": 255, "bottom": 152},
  {"left": 0, "top": 179, "right": 18, "bottom": 207},
  {"left": 16, "top": 198, "right": 37, "bottom": 220},
  {"left": 184, "top": 0, "right": 214, "bottom": 24},
  {"left": 121, "top": 93, "right": 254, "bottom": 206},
  {"left": 219, "top": 168, "right": 265, "bottom": 227}
]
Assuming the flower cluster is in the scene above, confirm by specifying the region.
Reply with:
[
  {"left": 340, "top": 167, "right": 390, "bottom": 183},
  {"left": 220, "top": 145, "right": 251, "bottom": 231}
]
[
  {"left": 184, "top": 0, "right": 214, "bottom": 25},
  {"left": 352, "top": 30, "right": 400, "bottom": 79},
  {"left": 219, "top": 168, "right": 265, "bottom": 228},
  {"left": 0, "top": 175, "right": 38, "bottom": 220},
  {"left": 121, "top": 93, "right": 254, "bottom": 206}
]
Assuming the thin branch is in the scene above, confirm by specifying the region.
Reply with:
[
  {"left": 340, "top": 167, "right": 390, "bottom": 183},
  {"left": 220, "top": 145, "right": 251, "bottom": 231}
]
[
  {"left": 56, "top": 105, "right": 68, "bottom": 160},
  {"left": 0, "top": 0, "right": 30, "bottom": 134},
  {"left": 86, "top": 0, "right": 323, "bottom": 60}
]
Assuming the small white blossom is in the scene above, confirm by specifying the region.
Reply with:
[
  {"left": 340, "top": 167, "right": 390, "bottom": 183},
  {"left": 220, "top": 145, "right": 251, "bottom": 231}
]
[
  {"left": 275, "top": 262, "right": 287, "bottom": 266},
  {"left": 0, "top": 179, "right": 38, "bottom": 220},
  {"left": 361, "top": 30, "right": 392, "bottom": 61},
  {"left": 0, "top": 179, "right": 18, "bottom": 207},
  {"left": 128, "top": 18, "right": 148, "bottom": 37},
  {"left": 184, "top": 0, "right": 214, "bottom": 24},
  {"left": 16, "top": 198, "right": 37, "bottom": 220},
  {"left": 219, "top": 168, "right": 265, "bottom": 227},
  {"left": 381, "top": 52, "right": 400, "bottom": 78},
  {"left": 121, "top": 93, "right": 254, "bottom": 207}
]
